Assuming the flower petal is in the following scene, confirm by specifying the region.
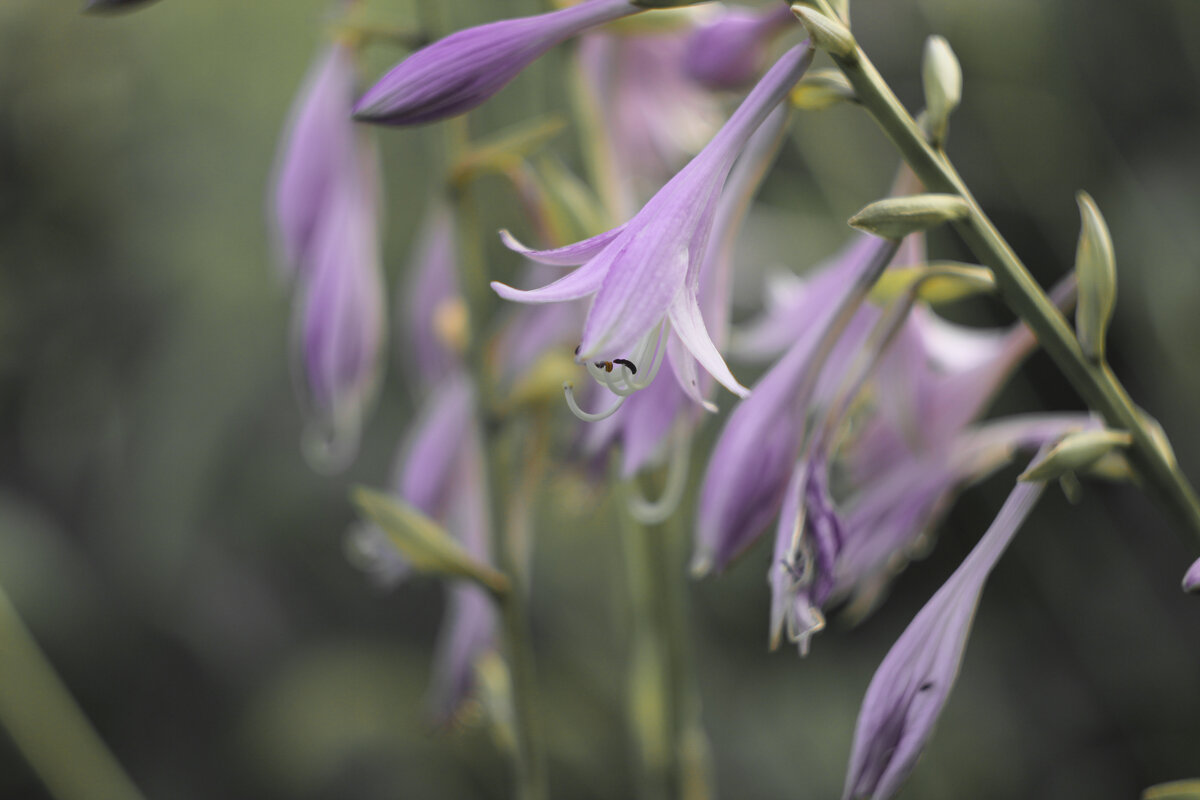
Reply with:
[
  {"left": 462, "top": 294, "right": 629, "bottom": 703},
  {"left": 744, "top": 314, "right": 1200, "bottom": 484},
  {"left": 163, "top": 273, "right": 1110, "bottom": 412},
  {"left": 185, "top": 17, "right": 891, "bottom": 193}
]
[
  {"left": 668, "top": 292, "right": 749, "bottom": 398},
  {"left": 490, "top": 255, "right": 608, "bottom": 304},
  {"left": 499, "top": 224, "right": 626, "bottom": 266}
]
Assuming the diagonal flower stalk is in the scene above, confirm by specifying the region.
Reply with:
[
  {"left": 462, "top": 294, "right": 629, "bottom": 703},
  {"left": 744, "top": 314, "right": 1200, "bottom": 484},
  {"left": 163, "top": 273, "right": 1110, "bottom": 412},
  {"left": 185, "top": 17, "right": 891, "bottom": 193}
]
[{"left": 799, "top": 0, "right": 1200, "bottom": 547}]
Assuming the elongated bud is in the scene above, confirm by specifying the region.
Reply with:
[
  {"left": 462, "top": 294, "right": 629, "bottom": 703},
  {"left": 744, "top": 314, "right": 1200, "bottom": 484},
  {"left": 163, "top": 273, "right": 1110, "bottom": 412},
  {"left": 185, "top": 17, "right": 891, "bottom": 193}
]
[
  {"left": 869, "top": 262, "right": 995, "bottom": 305},
  {"left": 790, "top": 69, "right": 856, "bottom": 110},
  {"left": 922, "top": 35, "right": 961, "bottom": 147},
  {"left": 1018, "top": 429, "right": 1132, "bottom": 482},
  {"left": 85, "top": 0, "right": 160, "bottom": 11},
  {"left": 1074, "top": 191, "right": 1117, "bottom": 361},
  {"left": 848, "top": 194, "right": 970, "bottom": 240},
  {"left": 790, "top": 5, "right": 856, "bottom": 58}
]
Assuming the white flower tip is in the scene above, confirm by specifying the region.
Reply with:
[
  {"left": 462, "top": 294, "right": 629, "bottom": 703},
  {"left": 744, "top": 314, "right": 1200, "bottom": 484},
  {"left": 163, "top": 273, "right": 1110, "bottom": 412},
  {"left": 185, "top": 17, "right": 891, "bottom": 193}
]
[
  {"left": 498, "top": 228, "right": 531, "bottom": 254},
  {"left": 1182, "top": 557, "right": 1200, "bottom": 594},
  {"left": 690, "top": 550, "right": 714, "bottom": 578}
]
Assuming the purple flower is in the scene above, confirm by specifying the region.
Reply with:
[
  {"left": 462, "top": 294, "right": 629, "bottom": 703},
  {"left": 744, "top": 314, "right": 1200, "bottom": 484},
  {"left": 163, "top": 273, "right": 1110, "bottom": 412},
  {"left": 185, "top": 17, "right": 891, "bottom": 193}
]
[
  {"left": 355, "top": 0, "right": 639, "bottom": 126},
  {"left": 270, "top": 44, "right": 358, "bottom": 282},
  {"left": 692, "top": 234, "right": 896, "bottom": 575},
  {"left": 768, "top": 414, "right": 1097, "bottom": 654},
  {"left": 297, "top": 138, "right": 385, "bottom": 471},
  {"left": 683, "top": 2, "right": 796, "bottom": 90},
  {"left": 584, "top": 105, "right": 792, "bottom": 477},
  {"left": 578, "top": 26, "right": 725, "bottom": 206},
  {"left": 493, "top": 43, "right": 814, "bottom": 408},
  {"left": 842, "top": 462, "right": 1049, "bottom": 800},
  {"left": 85, "top": 0, "right": 160, "bottom": 12},
  {"left": 1184, "top": 556, "right": 1200, "bottom": 594}
]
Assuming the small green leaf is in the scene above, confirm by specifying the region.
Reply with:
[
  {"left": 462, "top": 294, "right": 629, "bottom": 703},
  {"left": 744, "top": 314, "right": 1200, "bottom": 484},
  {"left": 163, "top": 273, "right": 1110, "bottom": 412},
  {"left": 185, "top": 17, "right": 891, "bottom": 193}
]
[
  {"left": 848, "top": 194, "right": 970, "bottom": 240},
  {"left": 1018, "top": 429, "right": 1133, "bottom": 483},
  {"left": 790, "top": 4, "right": 857, "bottom": 58},
  {"left": 922, "top": 35, "right": 961, "bottom": 146},
  {"left": 868, "top": 262, "right": 995, "bottom": 304},
  {"left": 790, "top": 69, "right": 857, "bottom": 110},
  {"left": 1143, "top": 779, "right": 1200, "bottom": 800},
  {"left": 1073, "top": 191, "right": 1117, "bottom": 361},
  {"left": 352, "top": 487, "right": 510, "bottom": 597}
]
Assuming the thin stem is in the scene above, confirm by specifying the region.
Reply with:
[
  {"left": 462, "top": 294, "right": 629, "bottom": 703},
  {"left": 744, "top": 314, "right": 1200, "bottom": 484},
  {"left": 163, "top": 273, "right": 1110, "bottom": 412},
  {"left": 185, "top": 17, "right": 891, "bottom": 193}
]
[
  {"left": 822, "top": 26, "right": 1200, "bottom": 547},
  {"left": 451, "top": 151, "right": 548, "bottom": 799},
  {"left": 0, "top": 581, "right": 147, "bottom": 800}
]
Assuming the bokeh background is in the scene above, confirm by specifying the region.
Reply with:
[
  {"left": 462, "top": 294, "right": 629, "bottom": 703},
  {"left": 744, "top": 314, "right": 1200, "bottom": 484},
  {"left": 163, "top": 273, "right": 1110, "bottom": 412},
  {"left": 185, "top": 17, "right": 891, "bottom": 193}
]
[{"left": 2, "top": 0, "right": 1200, "bottom": 798}]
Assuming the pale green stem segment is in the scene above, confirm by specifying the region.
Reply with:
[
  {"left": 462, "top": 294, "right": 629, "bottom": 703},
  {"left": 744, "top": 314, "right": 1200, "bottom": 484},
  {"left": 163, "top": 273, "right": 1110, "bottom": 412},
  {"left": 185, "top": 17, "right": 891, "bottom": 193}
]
[
  {"left": 449, "top": 117, "right": 549, "bottom": 800},
  {"left": 619, "top": 471, "right": 715, "bottom": 800},
  {"left": 0, "top": 581, "right": 147, "bottom": 800},
  {"left": 808, "top": 0, "right": 1200, "bottom": 546}
]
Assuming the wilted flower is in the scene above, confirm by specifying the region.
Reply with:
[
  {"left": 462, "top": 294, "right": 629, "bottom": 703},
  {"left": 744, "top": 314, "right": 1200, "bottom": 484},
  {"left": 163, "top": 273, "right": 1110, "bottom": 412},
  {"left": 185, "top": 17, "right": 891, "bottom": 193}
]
[
  {"left": 355, "top": 0, "right": 640, "bottom": 126},
  {"left": 842, "top": 464, "right": 1049, "bottom": 800},
  {"left": 493, "top": 43, "right": 814, "bottom": 411},
  {"left": 683, "top": 2, "right": 796, "bottom": 90}
]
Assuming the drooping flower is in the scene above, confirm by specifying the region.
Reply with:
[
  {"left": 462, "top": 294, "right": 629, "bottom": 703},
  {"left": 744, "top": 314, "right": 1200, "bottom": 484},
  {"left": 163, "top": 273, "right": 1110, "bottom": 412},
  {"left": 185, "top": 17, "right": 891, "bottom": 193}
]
[
  {"left": 692, "top": 234, "right": 898, "bottom": 575},
  {"left": 493, "top": 43, "right": 815, "bottom": 408},
  {"left": 768, "top": 413, "right": 1097, "bottom": 654},
  {"left": 354, "top": 0, "right": 640, "bottom": 126},
  {"left": 841, "top": 459, "right": 1050, "bottom": 800},
  {"left": 585, "top": 104, "right": 792, "bottom": 478},
  {"left": 683, "top": 2, "right": 796, "bottom": 90}
]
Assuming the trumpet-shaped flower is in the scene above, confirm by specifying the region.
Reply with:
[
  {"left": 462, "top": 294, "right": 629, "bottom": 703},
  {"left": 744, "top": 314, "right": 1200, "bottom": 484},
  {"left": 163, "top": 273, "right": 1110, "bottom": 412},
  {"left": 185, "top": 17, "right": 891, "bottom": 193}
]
[
  {"left": 692, "top": 234, "right": 897, "bottom": 575},
  {"left": 355, "top": 0, "right": 640, "bottom": 126},
  {"left": 493, "top": 43, "right": 814, "bottom": 409},
  {"left": 683, "top": 2, "right": 796, "bottom": 90},
  {"left": 842, "top": 461, "right": 1050, "bottom": 800}
]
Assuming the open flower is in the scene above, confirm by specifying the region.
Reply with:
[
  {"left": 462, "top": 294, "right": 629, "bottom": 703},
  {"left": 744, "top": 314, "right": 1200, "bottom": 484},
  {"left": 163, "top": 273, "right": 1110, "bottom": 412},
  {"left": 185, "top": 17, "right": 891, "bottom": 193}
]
[
  {"left": 493, "top": 43, "right": 814, "bottom": 408},
  {"left": 842, "top": 460, "right": 1049, "bottom": 800},
  {"left": 355, "top": 0, "right": 639, "bottom": 126}
]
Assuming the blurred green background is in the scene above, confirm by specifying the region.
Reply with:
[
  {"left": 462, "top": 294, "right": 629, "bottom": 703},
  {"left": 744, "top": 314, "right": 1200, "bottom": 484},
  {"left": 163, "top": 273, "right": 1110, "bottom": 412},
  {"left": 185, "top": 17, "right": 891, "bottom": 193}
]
[{"left": 2, "top": 0, "right": 1200, "bottom": 798}]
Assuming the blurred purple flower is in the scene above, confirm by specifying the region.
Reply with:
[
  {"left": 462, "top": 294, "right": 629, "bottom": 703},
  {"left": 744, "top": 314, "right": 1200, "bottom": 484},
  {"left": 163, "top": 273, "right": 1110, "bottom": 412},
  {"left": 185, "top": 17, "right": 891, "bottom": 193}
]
[
  {"left": 85, "top": 0, "right": 161, "bottom": 12},
  {"left": 296, "top": 138, "right": 385, "bottom": 472},
  {"left": 842, "top": 462, "right": 1049, "bottom": 800},
  {"left": 493, "top": 43, "right": 814, "bottom": 407},
  {"left": 270, "top": 43, "right": 358, "bottom": 282},
  {"left": 402, "top": 205, "right": 460, "bottom": 384},
  {"left": 683, "top": 2, "right": 796, "bottom": 90},
  {"left": 578, "top": 26, "right": 725, "bottom": 207},
  {"left": 1184, "top": 556, "right": 1200, "bottom": 594},
  {"left": 355, "top": 0, "right": 639, "bottom": 126}
]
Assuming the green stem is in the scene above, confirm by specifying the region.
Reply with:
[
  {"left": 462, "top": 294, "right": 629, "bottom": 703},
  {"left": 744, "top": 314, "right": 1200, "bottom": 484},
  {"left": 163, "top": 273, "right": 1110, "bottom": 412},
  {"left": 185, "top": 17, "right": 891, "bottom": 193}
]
[
  {"left": 0, "top": 582, "right": 146, "bottom": 800},
  {"left": 819, "top": 16, "right": 1200, "bottom": 547},
  {"left": 450, "top": 129, "right": 548, "bottom": 800}
]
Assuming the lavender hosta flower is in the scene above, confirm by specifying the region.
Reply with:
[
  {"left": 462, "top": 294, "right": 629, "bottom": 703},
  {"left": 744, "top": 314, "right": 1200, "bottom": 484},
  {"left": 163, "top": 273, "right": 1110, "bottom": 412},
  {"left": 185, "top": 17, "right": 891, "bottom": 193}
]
[
  {"left": 692, "top": 235, "right": 895, "bottom": 575},
  {"left": 494, "top": 43, "right": 815, "bottom": 410},
  {"left": 584, "top": 106, "right": 792, "bottom": 478},
  {"left": 298, "top": 140, "right": 386, "bottom": 471},
  {"left": 354, "top": 0, "right": 639, "bottom": 126},
  {"left": 768, "top": 413, "right": 1096, "bottom": 655},
  {"left": 271, "top": 43, "right": 357, "bottom": 281},
  {"left": 842, "top": 462, "right": 1050, "bottom": 800},
  {"left": 683, "top": 2, "right": 797, "bottom": 90},
  {"left": 578, "top": 26, "right": 726, "bottom": 208}
]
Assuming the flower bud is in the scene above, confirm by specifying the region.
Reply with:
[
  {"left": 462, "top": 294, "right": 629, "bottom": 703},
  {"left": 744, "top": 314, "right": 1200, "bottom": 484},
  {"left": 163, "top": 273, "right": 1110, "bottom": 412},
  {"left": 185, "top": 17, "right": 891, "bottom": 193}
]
[
  {"left": 848, "top": 193, "right": 970, "bottom": 240},
  {"left": 1017, "top": 428, "right": 1132, "bottom": 482},
  {"left": 1183, "top": 558, "right": 1200, "bottom": 594},
  {"left": 1073, "top": 191, "right": 1117, "bottom": 361},
  {"left": 790, "top": 4, "right": 856, "bottom": 59},
  {"left": 683, "top": 3, "right": 795, "bottom": 90},
  {"left": 922, "top": 35, "right": 961, "bottom": 146}
]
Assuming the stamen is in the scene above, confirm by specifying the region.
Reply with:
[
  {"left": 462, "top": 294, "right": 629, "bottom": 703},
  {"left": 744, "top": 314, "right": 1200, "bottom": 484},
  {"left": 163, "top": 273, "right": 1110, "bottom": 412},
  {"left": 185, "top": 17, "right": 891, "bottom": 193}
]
[
  {"left": 627, "top": 424, "right": 692, "bottom": 525},
  {"left": 563, "top": 382, "right": 627, "bottom": 421}
]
